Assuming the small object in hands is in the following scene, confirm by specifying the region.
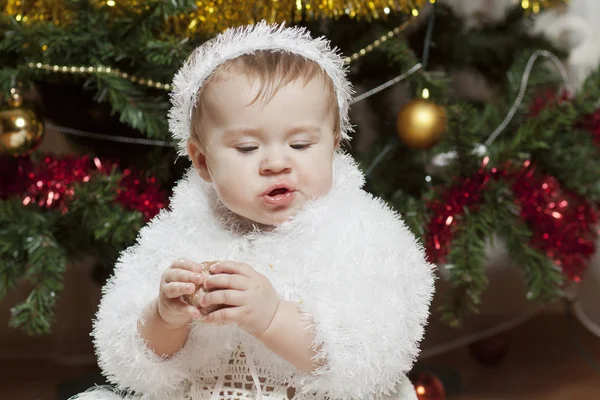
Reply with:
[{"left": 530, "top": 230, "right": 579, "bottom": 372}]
[
  {"left": 409, "top": 372, "right": 446, "bottom": 400},
  {"left": 183, "top": 261, "right": 223, "bottom": 315}
]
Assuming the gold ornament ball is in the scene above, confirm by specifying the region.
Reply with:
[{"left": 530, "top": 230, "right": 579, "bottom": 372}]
[
  {"left": 0, "top": 108, "right": 44, "bottom": 156},
  {"left": 396, "top": 98, "right": 447, "bottom": 149}
]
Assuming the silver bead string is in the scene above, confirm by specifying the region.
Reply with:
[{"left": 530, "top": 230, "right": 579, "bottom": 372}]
[
  {"left": 350, "top": 63, "right": 423, "bottom": 105},
  {"left": 45, "top": 122, "right": 175, "bottom": 147},
  {"left": 483, "top": 50, "right": 572, "bottom": 148}
]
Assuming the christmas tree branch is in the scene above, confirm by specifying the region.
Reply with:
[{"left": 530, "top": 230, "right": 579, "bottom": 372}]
[
  {"left": 0, "top": 163, "right": 150, "bottom": 335},
  {"left": 380, "top": 36, "right": 448, "bottom": 99},
  {"left": 0, "top": 199, "right": 67, "bottom": 335},
  {"left": 67, "top": 172, "right": 144, "bottom": 248},
  {"left": 438, "top": 206, "right": 491, "bottom": 327},
  {"left": 12, "top": 228, "right": 66, "bottom": 335},
  {"left": 489, "top": 179, "right": 564, "bottom": 301},
  {"left": 87, "top": 73, "right": 170, "bottom": 139}
]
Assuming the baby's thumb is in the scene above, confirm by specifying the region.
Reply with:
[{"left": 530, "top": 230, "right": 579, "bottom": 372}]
[{"left": 186, "top": 305, "right": 201, "bottom": 319}]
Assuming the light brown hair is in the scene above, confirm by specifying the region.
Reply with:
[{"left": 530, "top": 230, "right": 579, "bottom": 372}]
[{"left": 189, "top": 50, "right": 340, "bottom": 145}]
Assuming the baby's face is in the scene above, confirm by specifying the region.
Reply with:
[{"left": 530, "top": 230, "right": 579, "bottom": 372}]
[{"left": 188, "top": 73, "right": 337, "bottom": 226}]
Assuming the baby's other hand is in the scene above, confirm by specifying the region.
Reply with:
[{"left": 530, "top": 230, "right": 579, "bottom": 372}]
[
  {"left": 157, "top": 258, "right": 206, "bottom": 329},
  {"left": 200, "top": 261, "right": 280, "bottom": 337}
]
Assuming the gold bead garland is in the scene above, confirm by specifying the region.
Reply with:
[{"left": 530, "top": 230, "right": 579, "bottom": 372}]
[
  {"left": 25, "top": 62, "right": 171, "bottom": 91},
  {"left": 24, "top": 17, "right": 414, "bottom": 92},
  {"left": 344, "top": 20, "right": 412, "bottom": 64}
]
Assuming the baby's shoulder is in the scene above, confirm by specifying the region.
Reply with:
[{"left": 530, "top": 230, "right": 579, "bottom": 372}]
[
  {"left": 298, "top": 186, "right": 409, "bottom": 251},
  {"left": 330, "top": 186, "right": 402, "bottom": 226}
]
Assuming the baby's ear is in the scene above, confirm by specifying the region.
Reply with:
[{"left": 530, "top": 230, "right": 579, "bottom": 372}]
[
  {"left": 187, "top": 140, "right": 212, "bottom": 183},
  {"left": 333, "top": 131, "right": 343, "bottom": 150}
]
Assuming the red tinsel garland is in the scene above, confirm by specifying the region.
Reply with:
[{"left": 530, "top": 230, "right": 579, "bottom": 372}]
[
  {"left": 425, "top": 157, "right": 498, "bottom": 264},
  {"left": 425, "top": 93, "right": 600, "bottom": 281},
  {"left": 528, "top": 88, "right": 570, "bottom": 117},
  {"left": 512, "top": 161, "right": 597, "bottom": 281},
  {"left": 425, "top": 97, "right": 600, "bottom": 282},
  {"left": 425, "top": 159, "right": 597, "bottom": 281},
  {"left": 0, "top": 154, "right": 168, "bottom": 221},
  {"left": 530, "top": 88, "right": 600, "bottom": 145}
]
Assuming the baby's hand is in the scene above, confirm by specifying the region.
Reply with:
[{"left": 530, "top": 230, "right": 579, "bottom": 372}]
[
  {"left": 157, "top": 259, "right": 205, "bottom": 329},
  {"left": 201, "top": 261, "right": 280, "bottom": 337}
]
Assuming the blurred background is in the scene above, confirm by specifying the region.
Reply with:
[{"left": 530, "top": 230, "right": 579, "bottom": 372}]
[{"left": 1, "top": 0, "right": 600, "bottom": 399}]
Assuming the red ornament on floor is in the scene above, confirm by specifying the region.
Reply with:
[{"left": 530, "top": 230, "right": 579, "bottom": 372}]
[
  {"left": 410, "top": 372, "right": 446, "bottom": 400},
  {"left": 468, "top": 334, "right": 510, "bottom": 367}
]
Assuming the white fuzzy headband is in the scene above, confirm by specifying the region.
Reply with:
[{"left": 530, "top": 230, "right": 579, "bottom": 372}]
[{"left": 168, "top": 21, "right": 354, "bottom": 155}]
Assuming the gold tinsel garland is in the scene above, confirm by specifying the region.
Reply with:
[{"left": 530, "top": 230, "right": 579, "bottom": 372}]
[
  {"left": 2, "top": 0, "right": 569, "bottom": 34},
  {"left": 2, "top": 0, "right": 73, "bottom": 24},
  {"left": 4, "top": 0, "right": 426, "bottom": 33},
  {"left": 520, "top": 0, "right": 569, "bottom": 14},
  {"left": 165, "top": 0, "right": 426, "bottom": 35}
]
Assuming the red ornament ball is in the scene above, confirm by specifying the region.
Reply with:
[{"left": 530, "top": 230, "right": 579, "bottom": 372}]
[
  {"left": 410, "top": 372, "right": 446, "bottom": 400},
  {"left": 468, "top": 334, "right": 510, "bottom": 367}
]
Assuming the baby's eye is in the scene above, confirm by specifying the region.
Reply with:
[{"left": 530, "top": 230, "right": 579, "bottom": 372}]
[
  {"left": 236, "top": 146, "right": 258, "bottom": 153},
  {"left": 290, "top": 143, "right": 311, "bottom": 150}
]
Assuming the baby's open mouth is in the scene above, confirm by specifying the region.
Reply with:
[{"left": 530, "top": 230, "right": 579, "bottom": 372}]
[
  {"left": 268, "top": 188, "right": 289, "bottom": 196},
  {"left": 262, "top": 186, "right": 296, "bottom": 207}
]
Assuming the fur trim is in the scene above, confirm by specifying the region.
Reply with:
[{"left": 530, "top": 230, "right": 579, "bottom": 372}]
[
  {"left": 68, "top": 386, "right": 131, "bottom": 400},
  {"left": 276, "top": 157, "right": 434, "bottom": 399},
  {"left": 86, "top": 152, "right": 433, "bottom": 399},
  {"left": 168, "top": 21, "right": 354, "bottom": 156}
]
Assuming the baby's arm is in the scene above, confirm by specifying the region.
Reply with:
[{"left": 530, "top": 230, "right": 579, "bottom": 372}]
[
  {"left": 200, "top": 261, "right": 319, "bottom": 372},
  {"left": 138, "top": 299, "right": 192, "bottom": 357},
  {"left": 138, "top": 259, "right": 204, "bottom": 357},
  {"left": 258, "top": 300, "right": 320, "bottom": 372},
  {"left": 93, "top": 216, "right": 206, "bottom": 398}
]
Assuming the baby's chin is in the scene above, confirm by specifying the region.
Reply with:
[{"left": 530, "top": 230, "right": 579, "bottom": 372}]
[
  {"left": 251, "top": 211, "right": 298, "bottom": 227},
  {"left": 236, "top": 207, "right": 301, "bottom": 227}
]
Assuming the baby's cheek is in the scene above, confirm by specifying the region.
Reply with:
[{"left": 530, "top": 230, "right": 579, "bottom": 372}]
[
  {"left": 317, "top": 176, "right": 333, "bottom": 197},
  {"left": 302, "top": 172, "right": 333, "bottom": 198},
  {"left": 216, "top": 183, "right": 236, "bottom": 201}
]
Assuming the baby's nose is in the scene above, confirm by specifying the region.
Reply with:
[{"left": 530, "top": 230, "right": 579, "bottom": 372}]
[{"left": 259, "top": 153, "right": 291, "bottom": 174}]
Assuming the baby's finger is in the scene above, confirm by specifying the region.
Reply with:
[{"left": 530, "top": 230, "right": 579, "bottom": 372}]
[
  {"left": 204, "top": 273, "right": 248, "bottom": 291},
  {"left": 186, "top": 306, "right": 201, "bottom": 319},
  {"left": 170, "top": 258, "right": 201, "bottom": 272},
  {"left": 201, "top": 289, "right": 244, "bottom": 307},
  {"left": 163, "top": 282, "right": 196, "bottom": 299},
  {"left": 203, "top": 307, "right": 239, "bottom": 325},
  {"left": 164, "top": 268, "right": 204, "bottom": 285},
  {"left": 209, "top": 261, "right": 253, "bottom": 277}
]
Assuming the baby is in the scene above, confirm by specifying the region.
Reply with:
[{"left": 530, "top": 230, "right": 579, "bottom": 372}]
[{"left": 73, "top": 22, "right": 434, "bottom": 400}]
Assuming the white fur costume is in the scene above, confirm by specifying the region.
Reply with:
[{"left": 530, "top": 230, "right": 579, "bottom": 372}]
[{"left": 72, "top": 22, "right": 434, "bottom": 400}]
